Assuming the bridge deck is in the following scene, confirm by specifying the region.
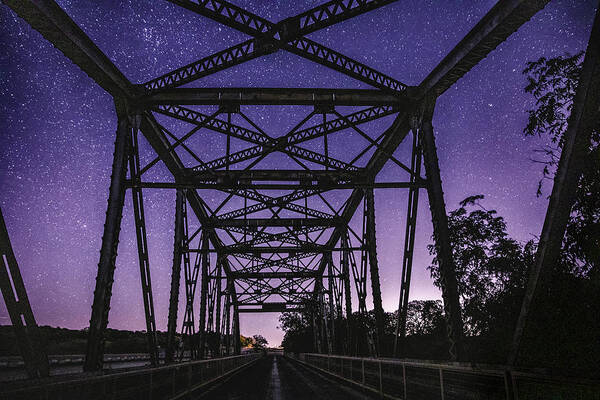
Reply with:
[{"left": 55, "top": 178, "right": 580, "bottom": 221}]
[{"left": 199, "top": 354, "right": 375, "bottom": 400}]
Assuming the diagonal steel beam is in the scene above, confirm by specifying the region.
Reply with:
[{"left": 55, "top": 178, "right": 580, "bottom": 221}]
[
  {"left": 145, "top": 40, "right": 265, "bottom": 91},
  {"left": 187, "top": 105, "right": 397, "bottom": 171},
  {"left": 3, "top": 0, "right": 134, "bottom": 98},
  {"left": 508, "top": 7, "right": 600, "bottom": 366},
  {"left": 153, "top": 105, "right": 271, "bottom": 145},
  {"left": 168, "top": 0, "right": 273, "bottom": 36},
  {"left": 150, "top": 0, "right": 406, "bottom": 91},
  {"left": 418, "top": 0, "right": 551, "bottom": 97},
  {"left": 218, "top": 189, "right": 334, "bottom": 220},
  {"left": 287, "top": 105, "right": 398, "bottom": 145}
]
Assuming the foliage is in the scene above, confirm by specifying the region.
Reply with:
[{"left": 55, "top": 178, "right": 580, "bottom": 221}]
[
  {"left": 518, "top": 51, "right": 600, "bottom": 368},
  {"left": 428, "top": 195, "right": 533, "bottom": 337},
  {"left": 240, "top": 335, "right": 253, "bottom": 348},
  {"left": 523, "top": 51, "right": 599, "bottom": 275},
  {"left": 251, "top": 334, "right": 268, "bottom": 349},
  {"left": 239, "top": 334, "right": 268, "bottom": 349},
  {"left": 403, "top": 300, "right": 445, "bottom": 336},
  {"left": 279, "top": 303, "right": 316, "bottom": 353}
]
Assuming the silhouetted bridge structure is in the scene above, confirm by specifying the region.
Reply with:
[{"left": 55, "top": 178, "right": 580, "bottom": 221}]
[{"left": 1, "top": 0, "right": 599, "bottom": 399}]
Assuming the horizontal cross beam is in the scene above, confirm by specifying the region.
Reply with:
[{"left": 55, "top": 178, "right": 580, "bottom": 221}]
[
  {"left": 207, "top": 218, "right": 342, "bottom": 228},
  {"left": 129, "top": 181, "right": 422, "bottom": 190},
  {"left": 237, "top": 305, "right": 305, "bottom": 313},
  {"left": 230, "top": 272, "right": 318, "bottom": 279},
  {"left": 138, "top": 88, "right": 407, "bottom": 106},
  {"left": 210, "top": 246, "right": 364, "bottom": 255},
  {"left": 189, "top": 169, "right": 366, "bottom": 182}
]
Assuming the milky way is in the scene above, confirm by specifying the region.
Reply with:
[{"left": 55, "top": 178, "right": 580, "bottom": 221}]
[{"left": 0, "top": 0, "right": 596, "bottom": 346}]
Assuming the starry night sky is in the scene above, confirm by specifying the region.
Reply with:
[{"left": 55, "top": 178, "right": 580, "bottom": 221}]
[{"left": 0, "top": 0, "right": 596, "bottom": 347}]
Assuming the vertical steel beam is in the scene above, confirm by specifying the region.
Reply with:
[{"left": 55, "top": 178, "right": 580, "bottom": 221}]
[
  {"left": 214, "top": 256, "right": 223, "bottom": 357},
  {"left": 509, "top": 8, "right": 600, "bottom": 366},
  {"left": 321, "top": 273, "right": 333, "bottom": 354},
  {"left": 366, "top": 188, "right": 385, "bottom": 355},
  {"left": 233, "top": 304, "right": 241, "bottom": 355},
  {"left": 225, "top": 279, "right": 232, "bottom": 355},
  {"left": 312, "top": 278, "right": 324, "bottom": 353},
  {"left": 166, "top": 189, "right": 185, "bottom": 364},
  {"left": 182, "top": 211, "right": 199, "bottom": 359},
  {"left": 326, "top": 253, "right": 336, "bottom": 354},
  {"left": 420, "top": 98, "right": 464, "bottom": 361},
  {"left": 128, "top": 115, "right": 159, "bottom": 366},
  {"left": 180, "top": 203, "right": 198, "bottom": 359},
  {"left": 84, "top": 108, "right": 129, "bottom": 372},
  {"left": 341, "top": 230, "right": 353, "bottom": 355},
  {"left": 394, "top": 127, "right": 423, "bottom": 357},
  {"left": 198, "top": 232, "right": 210, "bottom": 358},
  {"left": 0, "top": 208, "right": 49, "bottom": 378},
  {"left": 356, "top": 214, "right": 375, "bottom": 356}
]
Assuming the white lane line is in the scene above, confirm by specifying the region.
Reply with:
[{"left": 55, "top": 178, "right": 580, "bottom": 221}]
[{"left": 269, "top": 356, "right": 283, "bottom": 400}]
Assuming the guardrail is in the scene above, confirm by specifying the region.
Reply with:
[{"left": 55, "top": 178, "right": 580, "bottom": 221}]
[
  {"left": 291, "top": 353, "right": 600, "bottom": 400},
  {"left": 0, "top": 353, "right": 191, "bottom": 369},
  {"left": 0, "top": 353, "right": 261, "bottom": 400}
]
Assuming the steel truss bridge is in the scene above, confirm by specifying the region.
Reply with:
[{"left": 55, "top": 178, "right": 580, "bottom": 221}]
[{"left": 1, "top": 0, "right": 599, "bottom": 398}]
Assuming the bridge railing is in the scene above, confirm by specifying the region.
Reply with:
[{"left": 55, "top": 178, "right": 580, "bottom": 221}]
[
  {"left": 291, "top": 353, "right": 600, "bottom": 400},
  {"left": 0, "top": 353, "right": 261, "bottom": 400}
]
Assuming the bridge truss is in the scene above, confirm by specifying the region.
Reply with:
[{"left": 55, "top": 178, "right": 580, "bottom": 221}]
[{"left": 2, "top": 0, "right": 598, "bottom": 381}]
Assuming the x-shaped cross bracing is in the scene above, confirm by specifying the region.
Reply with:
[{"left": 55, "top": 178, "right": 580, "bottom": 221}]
[{"left": 145, "top": 0, "right": 408, "bottom": 92}]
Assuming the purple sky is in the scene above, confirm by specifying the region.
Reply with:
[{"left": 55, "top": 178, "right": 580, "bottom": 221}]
[{"left": 0, "top": 0, "right": 596, "bottom": 347}]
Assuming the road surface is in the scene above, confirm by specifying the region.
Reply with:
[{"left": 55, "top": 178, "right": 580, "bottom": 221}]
[{"left": 196, "top": 354, "right": 377, "bottom": 400}]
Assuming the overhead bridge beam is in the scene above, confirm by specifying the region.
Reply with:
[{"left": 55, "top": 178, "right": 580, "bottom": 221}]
[
  {"left": 188, "top": 169, "right": 367, "bottom": 182},
  {"left": 221, "top": 247, "right": 327, "bottom": 255},
  {"left": 131, "top": 181, "right": 422, "bottom": 190},
  {"left": 238, "top": 307, "right": 305, "bottom": 313},
  {"left": 138, "top": 88, "right": 408, "bottom": 106},
  {"left": 230, "top": 272, "right": 318, "bottom": 279},
  {"left": 207, "top": 246, "right": 364, "bottom": 254},
  {"left": 207, "top": 218, "right": 342, "bottom": 228}
]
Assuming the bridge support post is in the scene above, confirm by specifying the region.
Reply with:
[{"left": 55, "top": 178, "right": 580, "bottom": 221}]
[
  {"left": 341, "top": 229, "right": 353, "bottom": 355},
  {"left": 181, "top": 206, "right": 198, "bottom": 359},
  {"left": 311, "top": 277, "right": 324, "bottom": 353},
  {"left": 233, "top": 304, "right": 241, "bottom": 355},
  {"left": 214, "top": 255, "right": 223, "bottom": 357},
  {"left": 224, "top": 278, "right": 232, "bottom": 355},
  {"left": 420, "top": 98, "right": 464, "bottom": 361},
  {"left": 509, "top": 8, "right": 600, "bottom": 366},
  {"left": 0, "top": 208, "right": 50, "bottom": 378},
  {"left": 128, "top": 114, "right": 159, "bottom": 366},
  {"left": 166, "top": 188, "right": 185, "bottom": 364},
  {"left": 394, "top": 125, "right": 423, "bottom": 357},
  {"left": 85, "top": 106, "right": 130, "bottom": 371},
  {"left": 365, "top": 188, "right": 385, "bottom": 356},
  {"left": 198, "top": 231, "right": 210, "bottom": 358},
  {"left": 326, "top": 252, "right": 337, "bottom": 354}
]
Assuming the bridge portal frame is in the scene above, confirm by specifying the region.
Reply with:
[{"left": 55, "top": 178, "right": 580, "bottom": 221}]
[{"left": 4, "top": 0, "right": 595, "bottom": 378}]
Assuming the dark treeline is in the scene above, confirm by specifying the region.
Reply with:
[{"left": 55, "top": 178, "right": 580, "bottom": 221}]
[
  {"left": 279, "top": 52, "right": 599, "bottom": 372},
  {"left": 0, "top": 326, "right": 265, "bottom": 356},
  {"left": 0, "top": 326, "right": 165, "bottom": 356}
]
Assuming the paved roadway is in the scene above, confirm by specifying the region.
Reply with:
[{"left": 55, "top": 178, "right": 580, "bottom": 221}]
[{"left": 196, "top": 354, "right": 377, "bottom": 400}]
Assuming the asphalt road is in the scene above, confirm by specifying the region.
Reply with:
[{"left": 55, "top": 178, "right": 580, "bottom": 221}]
[{"left": 196, "top": 354, "right": 377, "bottom": 400}]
